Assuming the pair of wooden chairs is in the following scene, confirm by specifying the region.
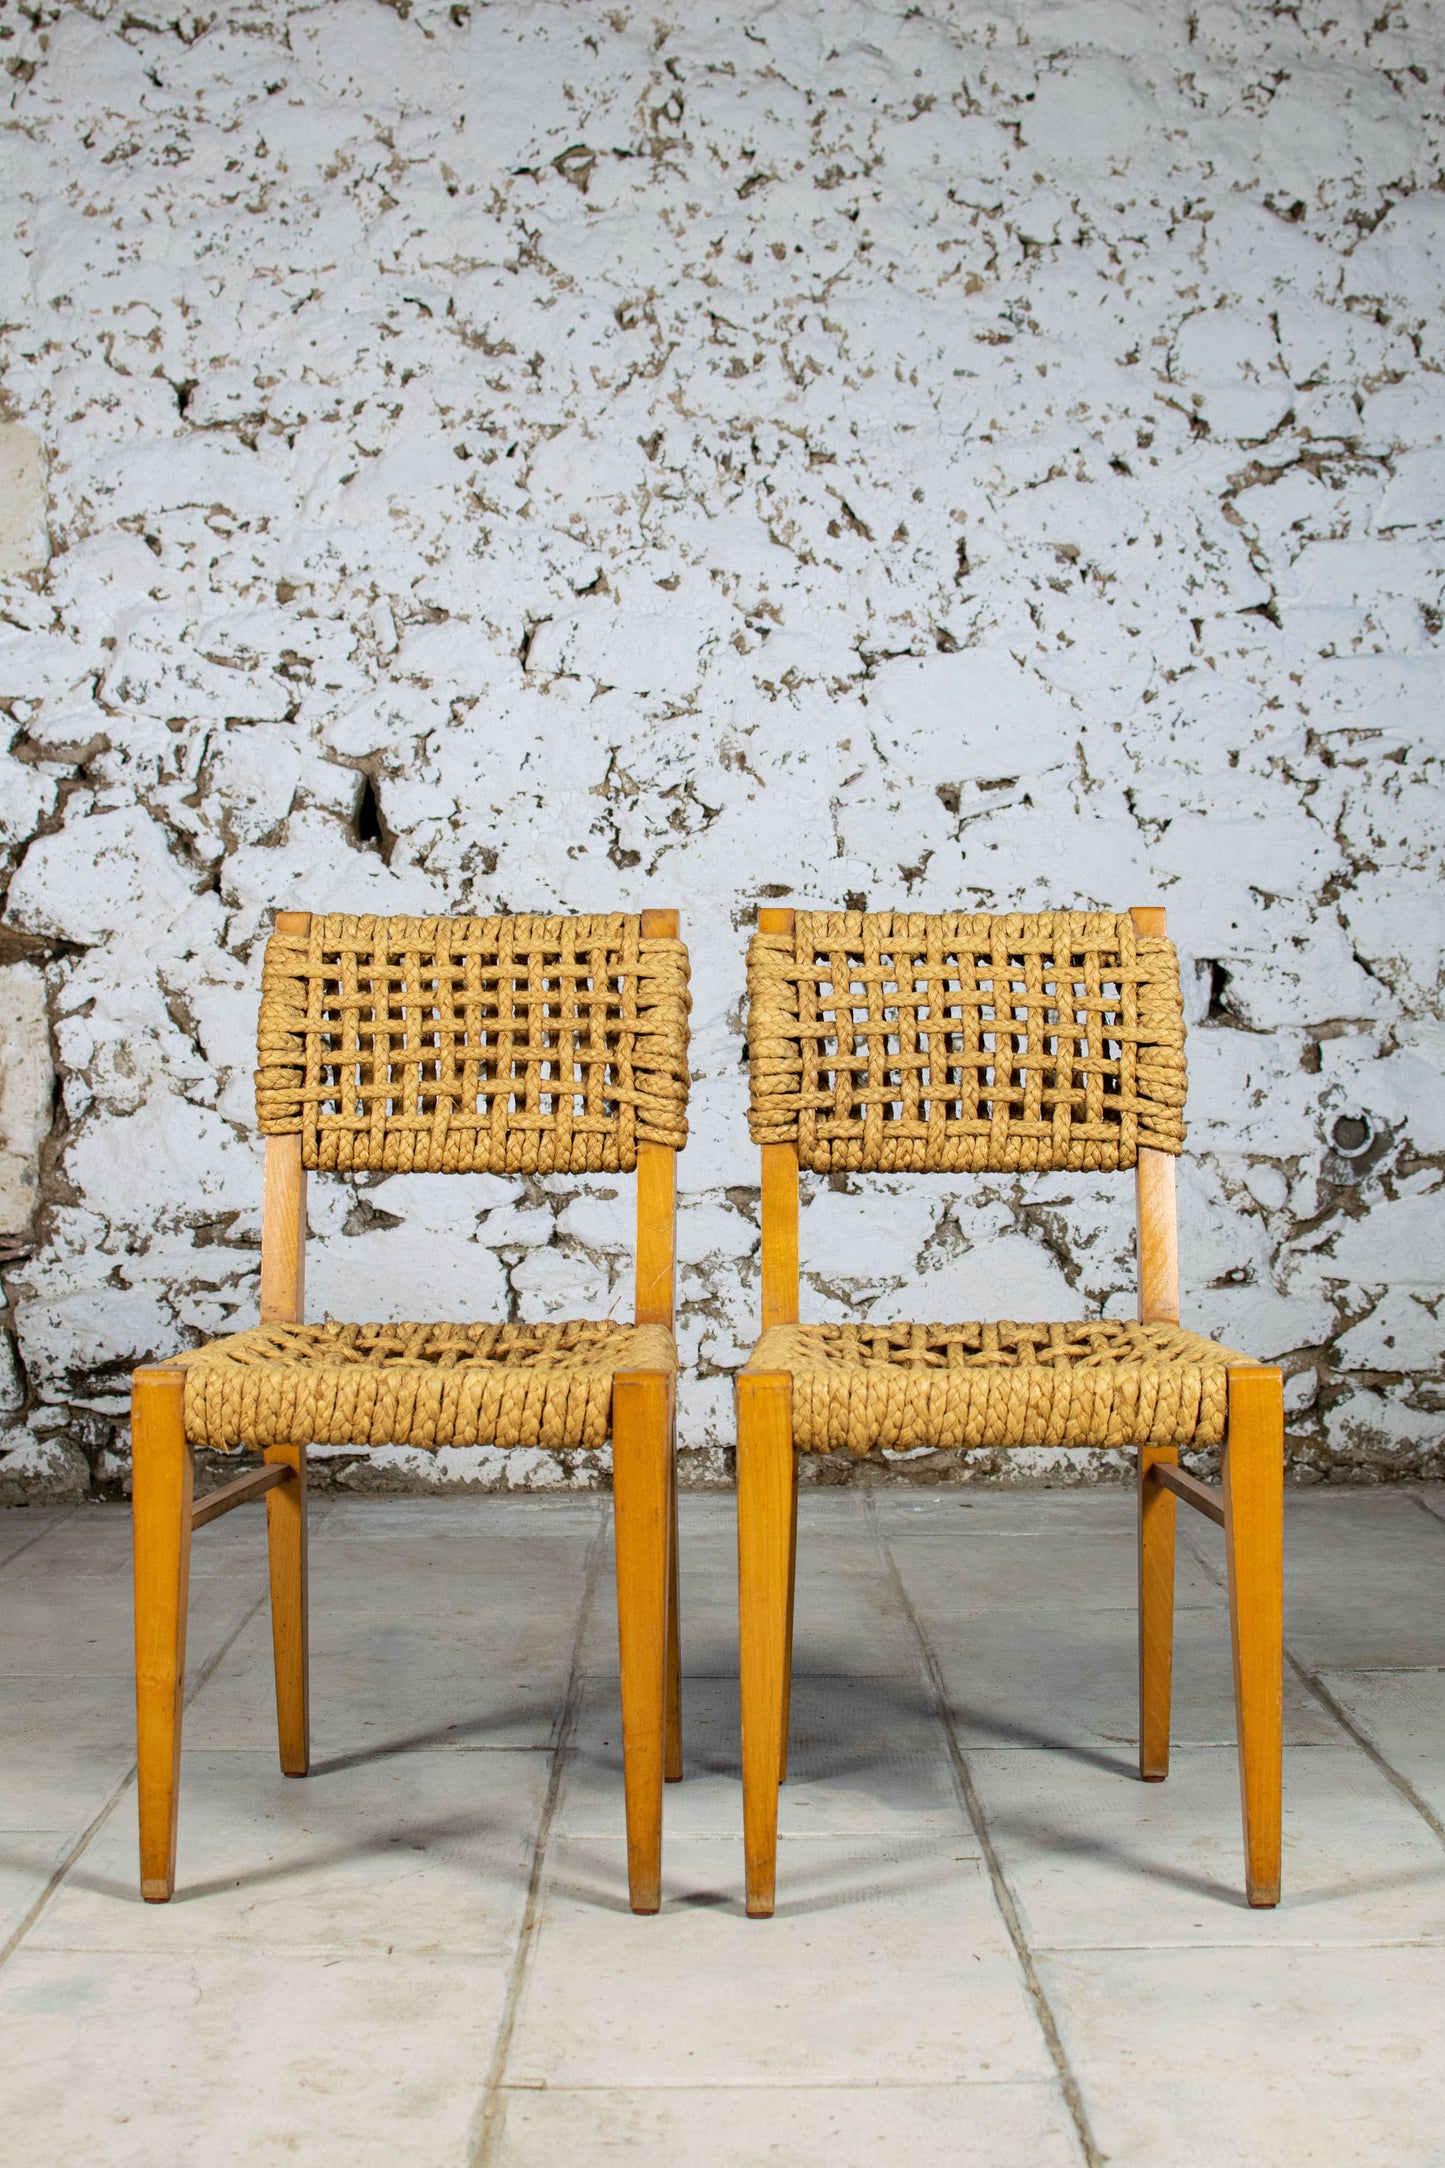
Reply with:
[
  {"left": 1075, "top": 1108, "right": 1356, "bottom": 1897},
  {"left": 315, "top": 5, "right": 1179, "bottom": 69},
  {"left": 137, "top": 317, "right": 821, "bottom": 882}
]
[{"left": 131, "top": 904, "right": 1282, "bottom": 1920}]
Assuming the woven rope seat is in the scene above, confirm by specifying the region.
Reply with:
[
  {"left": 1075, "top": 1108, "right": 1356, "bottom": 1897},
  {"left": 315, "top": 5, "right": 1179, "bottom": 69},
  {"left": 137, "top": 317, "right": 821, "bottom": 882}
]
[
  {"left": 181, "top": 1320, "right": 677, "bottom": 1453},
  {"left": 748, "top": 909, "right": 1185, "bottom": 1174},
  {"left": 746, "top": 1321, "right": 1247, "bottom": 1456},
  {"left": 256, "top": 912, "right": 691, "bottom": 1175}
]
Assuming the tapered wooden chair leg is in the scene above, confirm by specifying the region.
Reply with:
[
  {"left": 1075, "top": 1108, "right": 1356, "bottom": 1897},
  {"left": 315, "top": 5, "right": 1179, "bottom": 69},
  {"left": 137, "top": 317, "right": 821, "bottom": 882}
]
[
  {"left": 664, "top": 1436, "right": 683, "bottom": 1784},
  {"left": 1138, "top": 1444, "right": 1178, "bottom": 1782},
  {"left": 778, "top": 1449, "right": 799, "bottom": 1783},
  {"left": 264, "top": 1443, "right": 309, "bottom": 1777},
  {"left": 131, "top": 1369, "right": 194, "bottom": 1903},
  {"left": 612, "top": 1371, "right": 673, "bottom": 1914},
  {"left": 737, "top": 1372, "right": 795, "bottom": 1918},
  {"left": 1223, "top": 1366, "right": 1284, "bottom": 1907}
]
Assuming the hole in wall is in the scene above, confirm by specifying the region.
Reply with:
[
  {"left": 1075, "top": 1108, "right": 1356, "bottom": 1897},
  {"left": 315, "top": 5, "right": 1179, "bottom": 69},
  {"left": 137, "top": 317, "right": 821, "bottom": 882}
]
[
  {"left": 1331, "top": 1113, "right": 1372, "bottom": 1158},
  {"left": 1205, "top": 961, "right": 1234, "bottom": 1020},
  {"left": 1322, "top": 1110, "right": 1396, "bottom": 1186},
  {"left": 355, "top": 773, "right": 384, "bottom": 850}
]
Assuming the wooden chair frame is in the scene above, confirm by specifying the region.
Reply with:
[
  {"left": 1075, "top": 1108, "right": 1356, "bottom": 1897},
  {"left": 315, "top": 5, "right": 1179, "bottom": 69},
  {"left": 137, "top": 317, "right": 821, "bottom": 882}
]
[
  {"left": 133, "top": 907, "right": 682, "bottom": 1914},
  {"left": 736, "top": 905, "right": 1283, "bottom": 1917}
]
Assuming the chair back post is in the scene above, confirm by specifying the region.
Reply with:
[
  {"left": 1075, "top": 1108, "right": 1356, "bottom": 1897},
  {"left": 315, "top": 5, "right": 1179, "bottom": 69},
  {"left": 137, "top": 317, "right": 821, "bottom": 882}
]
[
  {"left": 757, "top": 908, "right": 800, "bottom": 1330},
  {"left": 634, "top": 907, "right": 679, "bottom": 1331},
  {"left": 259, "top": 909, "right": 311, "bottom": 1326},
  {"left": 1129, "top": 905, "right": 1180, "bottom": 1326}
]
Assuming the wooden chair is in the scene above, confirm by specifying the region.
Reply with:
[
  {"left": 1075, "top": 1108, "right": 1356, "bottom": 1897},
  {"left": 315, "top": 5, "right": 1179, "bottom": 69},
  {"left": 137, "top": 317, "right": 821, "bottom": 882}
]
[
  {"left": 736, "top": 906, "right": 1283, "bottom": 1917},
  {"left": 132, "top": 908, "right": 690, "bottom": 1913}
]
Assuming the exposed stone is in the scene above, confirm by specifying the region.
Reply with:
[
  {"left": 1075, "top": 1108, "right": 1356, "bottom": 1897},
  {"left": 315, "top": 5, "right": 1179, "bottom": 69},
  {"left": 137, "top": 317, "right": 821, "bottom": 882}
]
[
  {"left": 0, "top": 424, "right": 48, "bottom": 577},
  {"left": 0, "top": 963, "right": 52, "bottom": 1240},
  {"left": 0, "top": 1430, "right": 88, "bottom": 1507}
]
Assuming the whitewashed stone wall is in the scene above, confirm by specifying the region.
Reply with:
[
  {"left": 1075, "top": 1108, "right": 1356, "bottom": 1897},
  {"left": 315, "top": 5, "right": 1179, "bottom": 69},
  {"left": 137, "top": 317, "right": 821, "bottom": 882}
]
[{"left": 0, "top": 0, "right": 1441, "bottom": 1500}]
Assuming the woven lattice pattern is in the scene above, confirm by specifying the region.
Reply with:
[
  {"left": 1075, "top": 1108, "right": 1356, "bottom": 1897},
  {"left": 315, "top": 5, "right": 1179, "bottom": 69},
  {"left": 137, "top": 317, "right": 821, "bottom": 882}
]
[
  {"left": 747, "top": 911, "right": 1185, "bottom": 1174},
  {"left": 746, "top": 1321, "right": 1245, "bottom": 1454},
  {"left": 256, "top": 914, "right": 691, "bottom": 1174},
  {"left": 181, "top": 1319, "right": 677, "bottom": 1451}
]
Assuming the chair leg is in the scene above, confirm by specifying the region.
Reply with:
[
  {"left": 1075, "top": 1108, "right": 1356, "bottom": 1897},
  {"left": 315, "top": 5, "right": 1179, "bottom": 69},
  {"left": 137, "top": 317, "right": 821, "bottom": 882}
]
[
  {"left": 664, "top": 1428, "right": 682, "bottom": 1785},
  {"left": 264, "top": 1443, "right": 309, "bottom": 1778},
  {"left": 736, "top": 1371, "right": 795, "bottom": 1919},
  {"left": 612, "top": 1370, "right": 673, "bottom": 1914},
  {"left": 1138, "top": 1444, "right": 1178, "bottom": 1782},
  {"left": 131, "top": 1369, "right": 194, "bottom": 1904},
  {"left": 778, "top": 1447, "right": 799, "bottom": 1783},
  {"left": 1224, "top": 1366, "right": 1284, "bottom": 1907}
]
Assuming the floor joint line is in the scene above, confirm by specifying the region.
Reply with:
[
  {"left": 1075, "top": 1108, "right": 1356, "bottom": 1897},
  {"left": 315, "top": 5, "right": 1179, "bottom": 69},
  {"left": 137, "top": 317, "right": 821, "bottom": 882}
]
[
  {"left": 1288, "top": 1657, "right": 1445, "bottom": 1852},
  {"left": 866, "top": 1492, "right": 1104, "bottom": 2168},
  {"left": 0, "top": 1509, "right": 76, "bottom": 1575},
  {"left": 0, "top": 1582, "right": 269, "bottom": 1975},
  {"left": 1176, "top": 1515, "right": 1445, "bottom": 1852},
  {"left": 469, "top": 1504, "right": 609, "bottom": 2168}
]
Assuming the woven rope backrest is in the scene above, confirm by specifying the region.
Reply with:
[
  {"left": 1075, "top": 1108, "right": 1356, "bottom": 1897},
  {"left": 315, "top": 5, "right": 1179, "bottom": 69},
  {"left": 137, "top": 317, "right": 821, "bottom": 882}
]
[
  {"left": 256, "top": 914, "right": 691, "bottom": 1174},
  {"left": 747, "top": 910, "right": 1185, "bottom": 1175}
]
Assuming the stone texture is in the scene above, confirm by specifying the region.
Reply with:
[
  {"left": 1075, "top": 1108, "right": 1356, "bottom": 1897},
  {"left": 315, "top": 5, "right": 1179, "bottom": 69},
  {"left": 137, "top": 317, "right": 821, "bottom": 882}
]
[
  {"left": 0, "top": 1, "right": 1440, "bottom": 1494},
  {"left": 0, "top": 964, "right": 51, "bottom": 1239},
  {"left": 489, "top": 2084, "right": 1086, "bottom": 2168},
  {"left": 0, "top": 425, "right": 47, "bottom": 578},
  {"left": 1038, "top": 1946, "right": 1445, "bottom": 2166},
  {"left": 3, "top": 1489, "right": 1445, "bottom": 2165}
]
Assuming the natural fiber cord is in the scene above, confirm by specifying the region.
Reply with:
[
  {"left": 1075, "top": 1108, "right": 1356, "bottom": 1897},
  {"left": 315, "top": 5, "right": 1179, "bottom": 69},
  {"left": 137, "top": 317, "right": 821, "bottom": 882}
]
[
  {"left": 746, "top": 1320, "right": 1246, "bottom": 1454},
  {"left": 181, "top": 1319, "right": 678, "bottom": 1452},
  {"left": 257, "top": 913, "right": 691, "bottom": 1174},
  {"left": 747, "top": 910, "right": 1185, "bottom": 1174}
]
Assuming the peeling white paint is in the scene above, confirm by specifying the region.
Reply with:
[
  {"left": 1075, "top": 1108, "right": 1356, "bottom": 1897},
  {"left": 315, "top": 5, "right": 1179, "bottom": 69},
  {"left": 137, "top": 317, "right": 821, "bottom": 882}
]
[{"left": 0, "top": 0, "right": 1441, "bottom": 1496}]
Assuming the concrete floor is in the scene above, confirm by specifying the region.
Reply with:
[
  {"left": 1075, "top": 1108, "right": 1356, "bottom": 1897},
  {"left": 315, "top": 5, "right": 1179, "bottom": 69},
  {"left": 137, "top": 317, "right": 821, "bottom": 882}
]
[{"left": 0, "top": 1487, "right": 1442, "bottom": 2165}]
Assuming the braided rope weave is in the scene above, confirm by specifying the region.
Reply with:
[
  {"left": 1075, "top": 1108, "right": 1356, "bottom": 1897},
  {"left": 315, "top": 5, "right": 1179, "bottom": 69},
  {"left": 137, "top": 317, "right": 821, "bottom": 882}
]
[
  {"left": 748, "top": 911, "right": 1185, "bottom": 1174},
  {"left": 180, "top": 1320, "right": 677, "bottom": 1452},
  {"left": 747, "top": 1321, "right": 1245, "bottom": 1454},
  {"left": 256, "top": 914, "right": 690, "bottom": 1174}
]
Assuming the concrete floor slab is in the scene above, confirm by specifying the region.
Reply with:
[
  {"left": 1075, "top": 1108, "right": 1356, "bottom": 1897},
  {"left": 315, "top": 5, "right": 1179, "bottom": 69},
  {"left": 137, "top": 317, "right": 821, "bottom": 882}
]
[
  {"left": 561, "top": 1672, "right": 966, "bottom": 1839},
  {"left": 0, "top": 1741, "right": 137, "bottom": 1838},
  {"left": 0, "top": 1833, "right": 74, "bottom": 1949},
  {"left": 922, "top": 1603, "right": 1339, "bottom": 1752},
  {"left": 1220, "top": 1489, "right": 1445, "bottom": 1669},
  {"left": 490, "top": 2081, "right": 1087, "bottom": 2166},
  {"left": 880, "top": 1506, "right": 1224, "bottom": 1611},
  {"left": 875, "top": 1490, "right": 1142, "bottom": 1537},
  {"left": 2, "top": 1489, "right": 1443, "bottom": 2165},
  {"left": 186, "top": 1605, "right": 572, "bottom": 1755},
  {"left": 1038, "top": 1943, "right": 1445, "bottom": 2166},
  {"left": 0, "top": 1946, "right": 508, "bottom": 2165},
  {"left": 33, "top": 1748, "right": 550, "bottom": 1956},
  {"left": 1315, "top": 1665, "right": 1445, "bottom": 1826},
  {"left": 584, "top": 1499, "right": 924, "bottom": 1679},
  {"left": 0, "top": 1563, "right": 261, "bottom": 1680},
  {"left": 0, "top": 1509, "right": 71, "bottom": 1570},
  {"left": 972, "top": 1741, "right": 1445, "bottom": 1945},
  {"left": 303, "top": 1499, "right": 603, "bottom": 1616},
  {"left": 5, "top": 1502, "right": 285, "bottom": 1584},
  {"left": 586, "top": 1561, "right": 924, "bottom": 1679},
  {"left": 508, "top": 1835, "right": 1055, "bottom": 2088},
  {"left": 0, "top": 1670, "right": 141, "bottom": 1750},
  {"left": 0, "top": 1506, "right": 268, "bottom": 1724}
]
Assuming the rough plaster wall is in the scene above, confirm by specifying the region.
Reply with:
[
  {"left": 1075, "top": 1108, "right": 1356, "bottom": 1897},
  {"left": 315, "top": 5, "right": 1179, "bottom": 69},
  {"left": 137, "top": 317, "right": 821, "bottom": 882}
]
[{"left": 0, "top": 0, "right": 1441, "bottom": 1501}]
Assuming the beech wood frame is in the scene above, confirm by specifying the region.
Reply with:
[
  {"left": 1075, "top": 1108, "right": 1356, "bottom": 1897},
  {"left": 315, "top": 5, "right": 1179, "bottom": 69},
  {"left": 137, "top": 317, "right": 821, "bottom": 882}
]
[
  {"left": 132, "top": 907, "right": 683, "bottom": 1912},
  {"left": 736, "top": 904, "right": 1284, "bottom": 1918}
]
